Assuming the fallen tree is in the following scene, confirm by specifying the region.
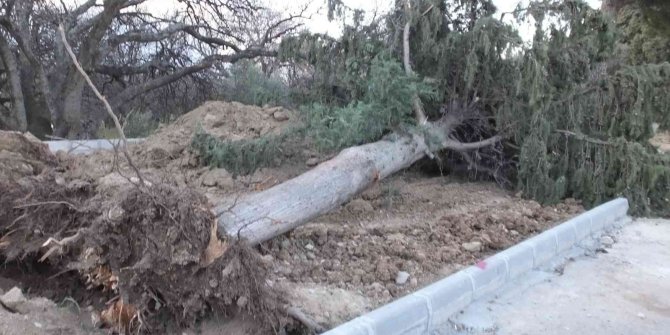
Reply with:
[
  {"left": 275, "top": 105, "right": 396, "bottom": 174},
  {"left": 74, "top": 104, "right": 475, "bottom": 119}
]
[{"left": 218, "top": 114, "right": 501, "bottom": 245}]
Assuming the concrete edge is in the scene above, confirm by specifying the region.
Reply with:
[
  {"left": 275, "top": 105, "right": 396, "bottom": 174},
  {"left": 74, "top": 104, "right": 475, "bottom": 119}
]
[
  {"left": 323, "top": 198, "right": 630, "bottom": 335},
  {"left": 45, "top": 138, "right": 145, "bottom": 155}
]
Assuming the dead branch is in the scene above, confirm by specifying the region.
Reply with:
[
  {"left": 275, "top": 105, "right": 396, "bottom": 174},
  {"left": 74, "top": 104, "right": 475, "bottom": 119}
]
[
  {"left": 39, "top": 231, "right": 83, "bottom": 262},
  {"left": 442, "top": 135, "right": 502, "bottom": 151},
  {"left": 286, "top": 306, "right": 325, "bottom": 334},
  {"left": 555, "top": 129, "right": 612, "bottom": 146},
  {"left": 403, "top": 0, "right": 427, "bottom": 125},
  {"left": 58, "top": 24, "right": 145, "bottom": 185},
  {"left": 14, "top": 201, "right": 77, "bottom": 210}
]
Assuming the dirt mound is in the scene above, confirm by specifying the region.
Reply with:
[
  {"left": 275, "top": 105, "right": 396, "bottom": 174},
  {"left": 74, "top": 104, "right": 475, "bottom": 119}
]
[
  {"left": 263, "top": 177, "right": 583, "bottom": 315},
  {"left": 139, "top": 101, "right": 295, "bottom": 166},
  {"left": 0, "top": 131, "right": 56, "bottom": 180}
]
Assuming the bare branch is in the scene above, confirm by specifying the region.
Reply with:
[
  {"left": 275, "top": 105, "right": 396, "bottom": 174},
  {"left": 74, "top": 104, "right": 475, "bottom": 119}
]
[
  {"left": 58, "top": 24, "right": 145, "bottom": 185},
  {"left": 109, "top": 48, "right": 276, "bottom": 108},
  {"left": 402, "top": 0, "right": 427, "bottom": 124},
  {"left": 555, "top": 130, "right": 612, "bottom": 146},
  {"left": 442, "top": 135, "right": 503, "bottom": 151}
]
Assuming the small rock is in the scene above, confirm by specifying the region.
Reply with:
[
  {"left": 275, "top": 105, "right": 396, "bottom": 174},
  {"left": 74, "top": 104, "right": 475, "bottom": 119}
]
[
  {"left": 370, "top": 282, "right": 384, "bottom": 292},
  {"left": 22, "top": 132, "right": 41, "bottom": 143},
  {"left": 346, "top": 199, "right": 374, "bottom": 214},
  {"left": 307, "top": 252, "right": 316, "bottom": 260},
  {"left": 462, "top": 241, "right": 483, "bottom": 252},
  {"left": 209, "top": 279, "right": 218, "bottom": 288},
  {"left": 260, "top": 254, "right": 274, "bottom": 265},
  {"left": 66, "top": 179, "right": 91, "bottom": 191},
  {"left": 509, "top": 230, "right": 520, "bottom": 236},
  {"left": 395, "top": 271, "right": 410, "bottom": 285},
  {"left": 200, "top": 168, "right": 234, "bottom": 188},
  {"left": 0, "top": 287, "right": 27, "bottom": 312},
  {"left": 237, "top": 296, "right": 248, "bottom": 308},
  {"left": 305, "top": 243, "right": 315, "bottom": 251},
  {"left": 601, "top": 236, "right": 614, "bottom": 248},
  {"left": 273, "top": 110, "right": 290, "bottom": 121},
  {"left": 280, "top": 239, "right": 291, "bottom": 250},
  {"left": 91, "top": 312, "right": 103, "bottom": 328},
  {"left": 637, "top": 312, "right": 646, "bottom": 319},
  {"left": 34, "top": 322, "right": 43, "bottom": 329},
  {"left": 361, "top": 186, "right": 383, "bottom": 201},
  {"left": 278, "top": 250, "right": 290, "bottom": 261},
  {"left": 316, "top": 227, "right": 328, "bottom": 245},
  {"left": 410, "top": 277, "right": 418, "bottom": 287},
  {"left": 306, "top": 157, "right": 320, "bottom": 166}
]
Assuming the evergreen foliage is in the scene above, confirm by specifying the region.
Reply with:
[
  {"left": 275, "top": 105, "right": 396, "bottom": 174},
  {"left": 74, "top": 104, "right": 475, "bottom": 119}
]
[
  {"left": 191, "top": 130, "right": 299, "bottom": 177},
  {"left": 194, "top": 0, "right": 670, "bottom": 216},
  {"left": 304, "top": 53, "right": 435, "bottom": 151},
  {"left": 613, "top": 0, "right": 670, "bottom": 64}
]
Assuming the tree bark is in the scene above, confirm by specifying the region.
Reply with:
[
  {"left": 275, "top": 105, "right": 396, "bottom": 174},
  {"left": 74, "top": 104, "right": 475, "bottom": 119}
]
[
  {"left": 217, "top": 117, "right": 500, "bottom": 245},
  {"left": 0, "top": 32, "right": 27, "bottom": 131}
]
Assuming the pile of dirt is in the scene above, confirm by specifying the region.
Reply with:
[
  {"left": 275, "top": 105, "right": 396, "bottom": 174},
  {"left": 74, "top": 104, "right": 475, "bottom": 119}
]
[
  {"left": 137, "top": 101, "right": 296, "bottom": 167},
  {"left": 0, "top": 131, "right": 56, "bottom": 180},
  {"left": 60, "top": 101, "right": 306, "bottom": 199},
  {"left": 261, "top": 176, "right": 583, "bottom": 327}
]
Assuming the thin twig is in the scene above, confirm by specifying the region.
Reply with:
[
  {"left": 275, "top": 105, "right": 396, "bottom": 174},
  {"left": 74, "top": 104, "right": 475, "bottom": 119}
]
[
  {"left": 555, "top": 130, "right": 612, "bottom": 146},
  {"left": 58, "top": 24, "right": 145, "bottom": 185},
  {"left": 14, "top": 201, "right": 77, "bottom": 209}
]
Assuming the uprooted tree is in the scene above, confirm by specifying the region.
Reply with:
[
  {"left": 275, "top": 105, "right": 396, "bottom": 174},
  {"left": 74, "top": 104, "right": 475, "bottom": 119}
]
[
  {"left": 0, "top": 0, "right": 303, "bottom": 138},
  {"left": 194, "top": 0, "right": 670, "bottom": 245}
]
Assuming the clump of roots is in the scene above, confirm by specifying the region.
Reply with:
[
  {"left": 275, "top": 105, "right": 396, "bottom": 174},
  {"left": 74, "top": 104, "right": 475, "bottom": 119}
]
[{"left": 1, "top": 170, "right": 283, "bottom": 333}]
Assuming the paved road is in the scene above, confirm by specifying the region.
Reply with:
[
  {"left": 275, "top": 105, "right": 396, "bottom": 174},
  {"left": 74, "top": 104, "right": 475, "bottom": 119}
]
[{"left": 449, "top": 218, "right": 670, "bottom": 335}]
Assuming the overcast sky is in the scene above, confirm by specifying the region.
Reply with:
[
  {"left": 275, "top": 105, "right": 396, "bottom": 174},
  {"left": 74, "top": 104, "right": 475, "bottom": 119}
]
[{"left": 60, "top": 0, "right": 603, "bottom": 38}]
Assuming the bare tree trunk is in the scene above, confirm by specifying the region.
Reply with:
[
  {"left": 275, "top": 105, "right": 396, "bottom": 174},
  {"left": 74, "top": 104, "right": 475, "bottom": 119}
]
[
  {"left": 20, "top": 63, "right": 54, "bottom": 139},
  {"left": 58, "top": 78, "right": 86, "bottom": 138},
  {"left": 217, "top": 117, "right": 500, "bottom": 245},
  {"left": 0, "top": 34, "right": 27, "bottom": 131}
]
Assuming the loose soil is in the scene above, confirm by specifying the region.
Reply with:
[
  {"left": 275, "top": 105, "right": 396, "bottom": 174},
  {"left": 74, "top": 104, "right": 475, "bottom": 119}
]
[
  {"left": 260, "top": 174, "right": 582, "bottom": 328},
  {"left": 0, "top": 101, "right": 584, "bottom": 334}
]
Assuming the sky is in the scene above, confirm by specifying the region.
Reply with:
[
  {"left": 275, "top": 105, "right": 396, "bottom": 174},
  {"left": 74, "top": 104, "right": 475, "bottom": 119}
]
[
  {"left": 136, "top": 0, "right": 602, "bottom": 34},
  {"left": 60, "top": 0, "right": 603, "bottom": 39}
]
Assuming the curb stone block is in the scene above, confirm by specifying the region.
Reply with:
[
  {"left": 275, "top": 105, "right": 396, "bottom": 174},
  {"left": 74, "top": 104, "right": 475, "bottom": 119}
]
[
  {"left": 413, "top": 271, "right": 474, "bottom": 329},
  {"left": 325, "top": 320, "right": 371, "bottom": 335},
  {"left": 569, "top": 214, "right": 592, "bottom": 241},
  {"left": 527, "top": 231, "right": 558, "bottom": 267},
  {"left": 364, "top": 295, "right": 429, "bottom": 335},
  {"left": 496, "top": 243, "right": 535, "bottom": 280},
  {"left": 465, "top": 256, "right": 508, "bottom": 299},
  {"left": 551, "top": 223, "right": 579, "bottom": 253}
]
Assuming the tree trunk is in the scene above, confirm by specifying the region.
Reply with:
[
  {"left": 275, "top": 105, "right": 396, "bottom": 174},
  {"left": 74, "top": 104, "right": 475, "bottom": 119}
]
[
  {"left": 0, "top": 35, "right": 27, "bottom": 131},
  {"left": 20, "top": 60, "right": 54, "bottom": 139},
  {"left": 217, "top": 116, "right": 498, "bottom": 245}
]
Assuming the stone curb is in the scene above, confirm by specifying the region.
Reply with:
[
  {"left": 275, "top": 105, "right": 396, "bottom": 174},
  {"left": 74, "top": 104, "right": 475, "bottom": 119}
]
[
  {"left": 45, "top": 138, "right": 145, "bottom": 154},
  {"left": 324, "top": 198, "right": 630, "bottom": 335}
]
